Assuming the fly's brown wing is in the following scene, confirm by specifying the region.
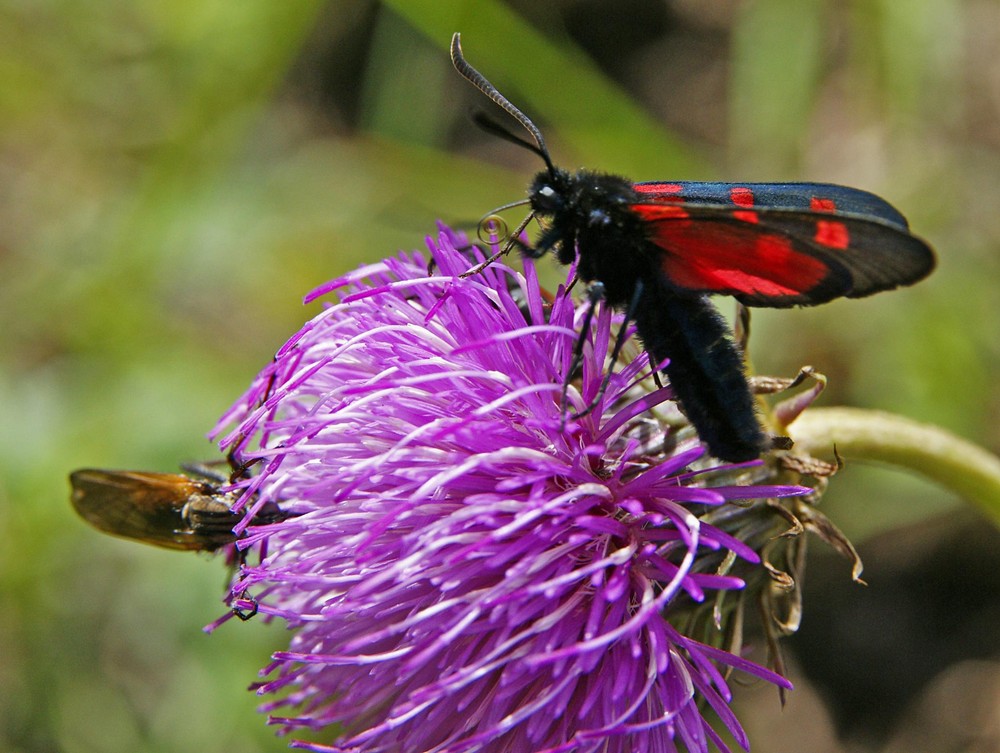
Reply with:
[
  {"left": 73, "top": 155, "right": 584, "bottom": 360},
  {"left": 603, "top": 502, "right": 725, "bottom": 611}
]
[{"left": 69, "top": 469, "right": 240, "bottom": 551}]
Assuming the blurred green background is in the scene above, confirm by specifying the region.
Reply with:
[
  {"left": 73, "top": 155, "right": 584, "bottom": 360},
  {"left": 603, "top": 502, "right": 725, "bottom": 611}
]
[{"left": 2, "top": 2, "right": 998, "bottom": 752}]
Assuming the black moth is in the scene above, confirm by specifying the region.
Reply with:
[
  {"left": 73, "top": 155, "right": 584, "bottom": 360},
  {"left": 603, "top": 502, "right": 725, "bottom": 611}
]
[{"left": 450, "top": 33, "right": 935, "bottom": 462}]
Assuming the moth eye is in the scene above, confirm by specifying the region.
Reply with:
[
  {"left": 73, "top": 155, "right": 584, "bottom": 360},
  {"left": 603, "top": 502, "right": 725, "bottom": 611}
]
[{"left": 533, "top": 184, "right": 562, "bottom": 212}]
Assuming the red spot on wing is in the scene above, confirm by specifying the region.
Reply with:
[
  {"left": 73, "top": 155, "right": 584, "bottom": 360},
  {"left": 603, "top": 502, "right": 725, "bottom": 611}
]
[
  {"left": 730, "top": 186, "right": 755, "bottom": 207},
  {"left": 732, "top": 210, "right": 759, "bottom": 224},
  {"left": 645, "top": 204, "right": 690, "bottom": 219},
  {"left": 634, "top": 183, "right": 685, "bottom": 204},
  {"left": 810, "top": 197, "right": 837, "bottom": 212},
  {"left": 634, "top": 204, "right": 831, "bottom": 297},
  {"left": 815, "top": 220, "right": 850, "bottom": 249},
  {"left": 635, "top": 183, "right": 683, "bottom": 195}
]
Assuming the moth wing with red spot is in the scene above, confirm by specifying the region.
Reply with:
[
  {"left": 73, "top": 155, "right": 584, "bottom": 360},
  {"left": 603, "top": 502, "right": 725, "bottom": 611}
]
[{"left": 632, "top": 182, "right": 936, "bottom": 308}]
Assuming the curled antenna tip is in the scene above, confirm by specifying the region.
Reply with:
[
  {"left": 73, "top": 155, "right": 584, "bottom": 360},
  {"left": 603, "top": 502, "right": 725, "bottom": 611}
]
[{"left": 447, "top": 32, "right": 554, "bottom": 175}]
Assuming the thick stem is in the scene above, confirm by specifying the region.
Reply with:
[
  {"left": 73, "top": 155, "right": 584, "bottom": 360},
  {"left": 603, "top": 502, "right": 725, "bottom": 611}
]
[{"left": 788, "top": 407, "right": 1000, "bottom": 526}]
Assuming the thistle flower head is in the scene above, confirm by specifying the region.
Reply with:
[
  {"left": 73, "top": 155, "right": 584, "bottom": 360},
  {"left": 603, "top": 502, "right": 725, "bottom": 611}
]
[{"left": 213, "top": 226, "right": 807, "bottom": 753}]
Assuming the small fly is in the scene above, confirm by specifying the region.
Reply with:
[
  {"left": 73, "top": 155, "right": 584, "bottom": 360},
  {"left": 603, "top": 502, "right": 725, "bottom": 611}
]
[{"left": 69, "top": 468, "right": 279, "bottom": 552}]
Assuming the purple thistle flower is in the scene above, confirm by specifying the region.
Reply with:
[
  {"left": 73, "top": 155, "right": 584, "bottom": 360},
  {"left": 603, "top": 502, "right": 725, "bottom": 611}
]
[{"left": 212, "top": 226, "right": 806, "bottom": 753}]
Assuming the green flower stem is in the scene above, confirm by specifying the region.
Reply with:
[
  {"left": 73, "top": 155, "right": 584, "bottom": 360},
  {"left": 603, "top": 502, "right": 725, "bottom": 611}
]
[{"left": 788, "top": 407, "right": 1000, "bottom": 526}]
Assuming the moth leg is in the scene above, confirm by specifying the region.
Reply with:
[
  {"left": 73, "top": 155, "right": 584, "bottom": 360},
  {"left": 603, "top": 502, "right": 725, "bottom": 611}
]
[{"left": 567, "top": 280, "right": 644, "bottom": 422}]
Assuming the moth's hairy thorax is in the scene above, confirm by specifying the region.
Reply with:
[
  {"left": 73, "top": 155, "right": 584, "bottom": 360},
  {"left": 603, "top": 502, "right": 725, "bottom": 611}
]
[{"left": 529, "top": 168, "right": 658, "bottom": 307}]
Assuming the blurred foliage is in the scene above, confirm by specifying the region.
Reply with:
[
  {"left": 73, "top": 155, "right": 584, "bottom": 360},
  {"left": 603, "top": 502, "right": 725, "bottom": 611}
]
[{"left": 1, "top": 1, "right": 998, "bottom": 752}]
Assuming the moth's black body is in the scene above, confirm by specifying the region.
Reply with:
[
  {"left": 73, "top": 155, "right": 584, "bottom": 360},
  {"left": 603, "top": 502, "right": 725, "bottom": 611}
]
[{"left": 529, "top": 168, "right": 767, "bottom": 461}]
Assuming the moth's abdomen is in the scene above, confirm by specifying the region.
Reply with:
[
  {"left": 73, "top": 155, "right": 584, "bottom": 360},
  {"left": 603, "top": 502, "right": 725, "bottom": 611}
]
[{"left": 632, "top": 280, "right": 767, "bottom": 462}]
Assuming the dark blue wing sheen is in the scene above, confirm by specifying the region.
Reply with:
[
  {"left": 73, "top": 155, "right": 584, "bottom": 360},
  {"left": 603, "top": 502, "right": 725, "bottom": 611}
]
[{"left": 633, "top": 181, "right": 913, "bottom": 230}]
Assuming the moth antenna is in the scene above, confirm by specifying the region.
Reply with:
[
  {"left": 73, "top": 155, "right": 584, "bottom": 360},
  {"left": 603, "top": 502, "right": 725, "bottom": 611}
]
[
  {"left": 471, "top": 111, "right": 549, "bottom": 163},
  {"left": 450, "top": 33, "right": 555, "bottom": 176}
]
